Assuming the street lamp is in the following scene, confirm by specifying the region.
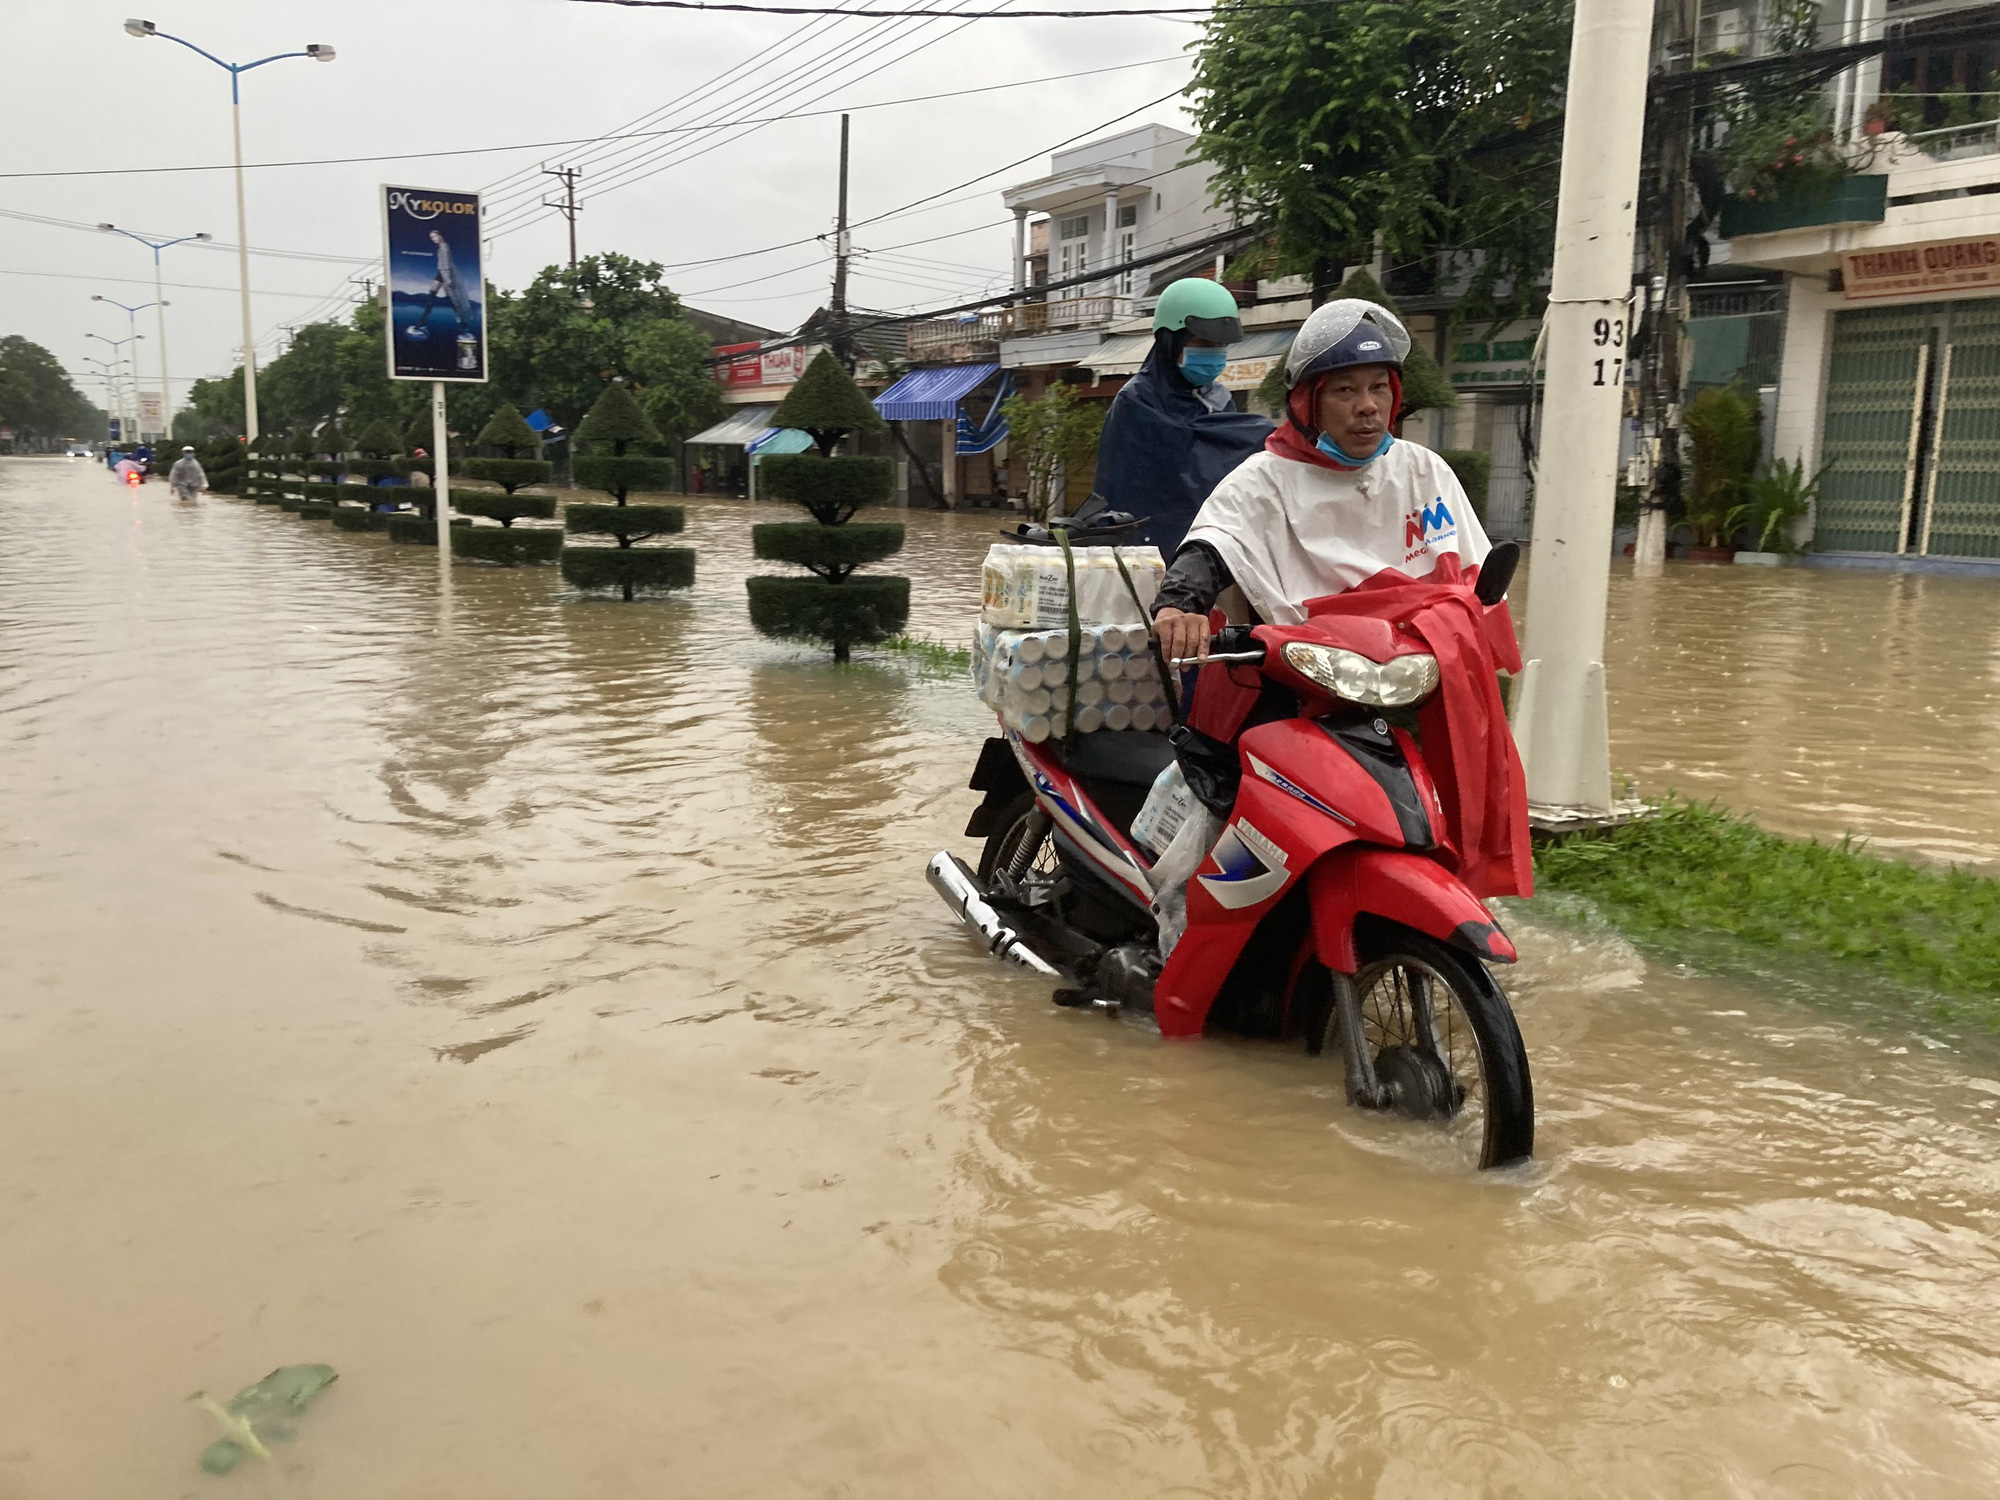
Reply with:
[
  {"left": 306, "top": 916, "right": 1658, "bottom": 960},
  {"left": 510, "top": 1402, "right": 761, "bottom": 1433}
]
[
  {"left": 98, "top": 225, "right": 210, "bottom": 441},
  {"left": 123, "top": 19, "right": 335, "bottom": 442},
  {"left": 85, "top": 335, "right": 142, "bottom": 440},
  {"left": 92, "top": 296, "right": 160, "bottom": 438}
]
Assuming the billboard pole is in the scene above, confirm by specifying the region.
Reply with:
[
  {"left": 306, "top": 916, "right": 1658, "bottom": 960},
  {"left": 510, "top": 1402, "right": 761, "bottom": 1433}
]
[
  {"left": 1508, "top": 0, "right": 1652, "bottom": 815},
  {"left": 432, "top": 381, "right": 451, "bottom": 548}
]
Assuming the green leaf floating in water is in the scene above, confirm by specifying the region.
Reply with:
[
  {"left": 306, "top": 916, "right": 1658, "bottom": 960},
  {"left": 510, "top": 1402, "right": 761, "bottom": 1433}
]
[{"left": 190, "top": 1364, "right": 338, "bottom": 1475}]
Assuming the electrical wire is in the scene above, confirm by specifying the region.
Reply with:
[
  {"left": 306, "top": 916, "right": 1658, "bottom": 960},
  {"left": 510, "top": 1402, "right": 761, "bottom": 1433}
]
[
  {"left": 0, "top": 57, "right": 1180, "bottom": 182},
  {"left": 572, "top": 0, "right": 1313, "bottom": 15}
]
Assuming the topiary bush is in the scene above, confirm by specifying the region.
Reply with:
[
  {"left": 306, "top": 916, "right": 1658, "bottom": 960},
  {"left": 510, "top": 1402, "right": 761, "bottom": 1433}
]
[
  {"left": 561, "top": 382, "right": 693, "bottom": 601},
  {"left": 307, "top": 421, "right": 347, "bottom": 482},
  {"left": 387, "top": 514, "right": 472, "bottom": 546},
  {"left": 345, "top": 419, "right": 402, "bottom": 483},
  {"left": 298, "top": 501, "right": 333, "bottom": 520},
  {"left": 460, "top": 404, "right": 553, "bottom": 504},
  {"left": 199, "top": 437, "right": 243, "bottom": 495},
  {"left": 452, "top": 526, "right": 564, "bottom": 567},
  {"left": 394, "top": 411, "right": 435, "bottom": 479},
  {"left": 745, "top": 351, "right": 905, "bottom": 662},
  {"left": 330, "top": 505, "right": 388, "bottom": 532}
]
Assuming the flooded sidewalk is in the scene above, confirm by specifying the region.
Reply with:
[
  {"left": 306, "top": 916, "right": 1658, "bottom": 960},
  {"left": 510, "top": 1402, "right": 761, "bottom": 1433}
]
[{"left": 2, "top": 455, "right": 1998, "bottom": 1497}]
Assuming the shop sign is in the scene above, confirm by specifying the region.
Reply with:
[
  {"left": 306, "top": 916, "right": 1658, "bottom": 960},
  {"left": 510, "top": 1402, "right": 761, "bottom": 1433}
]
[
  {"left": 1220, "top": 355, "right": 1281, "bottom": 391},
  {"left": 1448, "top": 323, "right": 1541, "bottom": 386},
  {"left": 716, "top": 341, "right": 808, "bottom": 387},
  {"left": 1844, "top": 234, "right": 2000, "bottom": 301}
]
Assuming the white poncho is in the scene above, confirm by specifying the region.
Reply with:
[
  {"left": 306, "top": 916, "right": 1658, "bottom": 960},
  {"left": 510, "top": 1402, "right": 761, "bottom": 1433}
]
[{"left": 1182, "top": 442, "right": 1490, "bottom": 625}]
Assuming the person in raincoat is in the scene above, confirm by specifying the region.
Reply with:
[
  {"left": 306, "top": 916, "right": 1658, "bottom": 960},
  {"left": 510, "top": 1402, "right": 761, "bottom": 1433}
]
[
  {"left": 167, "top": 445, "right": 207, "bottom": 500},
  {"left": 1083, "top": 278, "right": 1271, "bottom": 555}
]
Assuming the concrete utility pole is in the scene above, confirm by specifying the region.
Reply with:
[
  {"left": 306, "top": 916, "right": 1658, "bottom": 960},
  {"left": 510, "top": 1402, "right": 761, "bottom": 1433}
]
[
  {"left": 1510, "top": 0, "right": 1654, "bottom": 815},
  {"left": 542, "top": 166, "right": 583, "bottom": 272},
  {"left": 830, "top": 114, "right": 853, "bottom": 370},
  {"left": 1633, "top": 0, "right": 1700, "bottom": 575}
]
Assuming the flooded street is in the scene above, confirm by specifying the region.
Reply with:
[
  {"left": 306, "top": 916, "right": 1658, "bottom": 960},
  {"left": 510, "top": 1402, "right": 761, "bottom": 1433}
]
[{"left": 4, "top": 453, "right": 2000, "bottom": 1498}]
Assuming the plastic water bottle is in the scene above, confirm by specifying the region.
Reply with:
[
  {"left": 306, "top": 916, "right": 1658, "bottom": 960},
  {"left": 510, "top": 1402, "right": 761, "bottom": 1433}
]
[
  {"left": 1103, "top": 703, "right": 1132, "bottom": 731},
  {"left": 1075, "top": 679, "right": 1105, "bottom": 707},
  {"left": 1130, "top": 703, "right": 1157, "bottom": 732},
  {"left": 1106, "top": 678, "right": 1134, "bottom": 705},
  {"left": 1074, "top": 704, "right": 1104, "bottom": 734},
  {"left": 1020, "top": 713, "right": 1052, "bottom": 743},
  {"left": 1098, "top": 653, "right": 1126, "bottom": 683}
]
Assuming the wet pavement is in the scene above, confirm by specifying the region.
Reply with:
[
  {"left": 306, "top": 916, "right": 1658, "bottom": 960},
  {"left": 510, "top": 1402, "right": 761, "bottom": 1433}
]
[{"left": 2, "top": 456, "right": 1998, "bottom": 1497}]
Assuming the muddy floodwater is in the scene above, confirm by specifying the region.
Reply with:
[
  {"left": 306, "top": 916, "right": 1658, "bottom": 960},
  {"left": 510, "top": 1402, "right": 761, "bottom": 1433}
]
[{"left": 4, "top": 455, "right": 2000, "bottom": 1498}]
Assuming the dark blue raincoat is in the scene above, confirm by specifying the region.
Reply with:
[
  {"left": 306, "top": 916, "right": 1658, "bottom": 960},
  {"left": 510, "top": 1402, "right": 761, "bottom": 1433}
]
[{"left": 1088, "top": 344, "right": 1273, "bottom": 556}]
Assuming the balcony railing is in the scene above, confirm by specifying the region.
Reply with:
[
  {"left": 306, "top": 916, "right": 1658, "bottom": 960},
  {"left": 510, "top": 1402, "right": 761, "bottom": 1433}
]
[
  {"left": 1716, "top": 173, "right": 1888, "bottom": 237},
  {"left": 1000, "top": 296, "right": 1129, "bottom": 336},
  {"left": 906, "top": 313, "right": 1004, "bottom": 360},
  {"left": 1908, "top": 117, "right": 2000, "bottom": 161}
]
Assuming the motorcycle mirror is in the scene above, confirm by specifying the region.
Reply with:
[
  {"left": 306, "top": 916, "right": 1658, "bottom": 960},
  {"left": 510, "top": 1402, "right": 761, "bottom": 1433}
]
[{"left": 1475, "top": 542, "right": 1519, "bottom": 606}]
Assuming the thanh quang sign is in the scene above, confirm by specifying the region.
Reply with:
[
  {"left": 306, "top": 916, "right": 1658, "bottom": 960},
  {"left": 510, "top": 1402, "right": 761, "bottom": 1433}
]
[
  {"left": 382, "top": 186, "right": 487, "bottom": 381},
  {"left": 1843, "top": 234, "right": 2000, "bottom": 302}
]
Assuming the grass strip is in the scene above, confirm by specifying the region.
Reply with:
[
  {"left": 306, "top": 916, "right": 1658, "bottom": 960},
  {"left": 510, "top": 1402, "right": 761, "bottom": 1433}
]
[
  {"left": 875, "top": 635, "right": 971, "bottom": 670},
  {"left": 1534, "top": 797, "right": 2000, "bottom": 1021}
]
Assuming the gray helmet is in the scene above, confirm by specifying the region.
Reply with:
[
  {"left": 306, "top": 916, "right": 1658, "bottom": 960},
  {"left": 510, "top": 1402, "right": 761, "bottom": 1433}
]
[{"left": 1283, "top": 299, "right": 1411, "bottom": 389}]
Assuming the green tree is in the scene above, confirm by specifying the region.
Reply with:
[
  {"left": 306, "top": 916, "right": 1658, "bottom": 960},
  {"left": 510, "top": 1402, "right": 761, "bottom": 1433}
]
[
  {"left": 1190, "top": 0, "right": 1571, "bottom": 318},
  {"left": 491, "top": 253, "right": 715, "bottom": 432},
  {"left": 747, "top": 353, "right": 906, "bottom": 662},
  {"left": 1000, "top": 382, "right": 1104, "bottom": 521},
  {"left": 0, "top": 335, "right": 102, "bottom": 442}
]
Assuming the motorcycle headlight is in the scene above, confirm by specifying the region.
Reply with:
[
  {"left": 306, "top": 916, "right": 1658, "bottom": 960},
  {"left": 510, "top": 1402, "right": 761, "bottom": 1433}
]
[{"left": 1280, "top": 642, "right": 1440, "bottom": 708}]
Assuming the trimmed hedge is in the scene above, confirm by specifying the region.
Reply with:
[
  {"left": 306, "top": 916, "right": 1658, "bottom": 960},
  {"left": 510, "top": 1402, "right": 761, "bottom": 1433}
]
[
  {"left": 330, "top": 505, "right": 390, "bottom": 532},
  {"left": 452, "top": 526, "right": 563, "bottom": 567},
  {"left": 345, "top": 458, "right": 398, "bottom": 482},
  {"left": 747, "top": 576, "right": 910, "bottom": 652},
  {"left": 752, "top": 521, "right": 905, "bottom": 578},
  {"left": 277, "top": 495, "right": 307, "bottom": 513},
  {"left": 561, "top": 546, "right": 695, "bottom": 597},
  {"left": 394, "top": 456, "right": 435, "bottom": 478},
  {"left": 759, "top": 453, "right": 894, "bottom": 524},
  {"left": 459, "top": 457, "right": 553, "bottom": 495},
  {"left": 571, "top": 453, "right": 673, "bottom": 500},
  {"left": 298, "top": 502, "right": 334, "bottom": 520},
  {"left": 456, "top": 492, "right": 557, "bottom": 526},
  {"left": 387, "top": 514, "right": 472, "bottom": 546},
  {"left": 565, "top": 502, "right": 684, "bottom": 541},
  {"left": 300, "top": 481, "right": 344, "bottom": 502}
]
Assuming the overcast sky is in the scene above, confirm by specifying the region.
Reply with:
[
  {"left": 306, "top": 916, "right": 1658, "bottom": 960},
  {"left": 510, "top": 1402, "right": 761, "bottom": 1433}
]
[{"left": 5, "top": 0, "right": 1201, "bottom": 410}]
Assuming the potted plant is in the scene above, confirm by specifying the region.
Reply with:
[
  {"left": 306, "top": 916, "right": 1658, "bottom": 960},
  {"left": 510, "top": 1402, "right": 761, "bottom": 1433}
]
[
  {"left": 1735, "top": 455, "right": 1831, "bottom": 565},
  {"left": 1681, "top": 385, "right": 1761, "bottom": 560}
]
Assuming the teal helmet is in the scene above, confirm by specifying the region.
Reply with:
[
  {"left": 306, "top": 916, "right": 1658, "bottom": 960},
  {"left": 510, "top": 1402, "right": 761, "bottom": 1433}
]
[{"left": 1152, "top": 277, "right": 1244, "bottom": 344}]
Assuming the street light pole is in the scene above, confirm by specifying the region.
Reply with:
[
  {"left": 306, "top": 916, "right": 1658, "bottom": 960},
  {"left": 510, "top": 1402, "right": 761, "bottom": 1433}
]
[
  {"left": 86, "top": 332, "right": 143, "bottom": 440},
  {"left": 99, "top": 226, "right": 211, "bottom": 441},
  {"left": 122, "top": 20, "right": 335, "bottom": 441},
  {"left": 92, "top": 300, "right": 156, "bottom": 436}
]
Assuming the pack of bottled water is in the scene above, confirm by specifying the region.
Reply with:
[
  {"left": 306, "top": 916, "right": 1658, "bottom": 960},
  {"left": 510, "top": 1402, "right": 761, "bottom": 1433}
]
[
  {"left": 972, "top": 620, "right": 1171, "bottom": 742},
  {"left": 980, "top": 544, "right": 1163, "bottom": 630}
]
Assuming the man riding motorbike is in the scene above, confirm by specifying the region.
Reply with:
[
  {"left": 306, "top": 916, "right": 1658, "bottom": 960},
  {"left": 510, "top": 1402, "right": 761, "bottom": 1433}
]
[
  {"left": 1144, "top": 298, "right": 1513, "bottom": 952},
  {"left": 1085, "top": 277, "right": 1272, "bottom": 555}
]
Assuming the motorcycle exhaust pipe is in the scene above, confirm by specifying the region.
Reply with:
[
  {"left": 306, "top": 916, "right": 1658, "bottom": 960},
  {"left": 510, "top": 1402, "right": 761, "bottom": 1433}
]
[{"left": 925, "top": 852, "right": 1061, "bottom": 977}]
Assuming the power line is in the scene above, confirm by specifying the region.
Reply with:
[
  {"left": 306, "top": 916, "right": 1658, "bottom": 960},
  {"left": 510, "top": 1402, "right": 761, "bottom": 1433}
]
[
  {"left": 572, "top": 0, "right": 1304, "bottom": 15},
  {"left": 0, "top": 55, "right": 1179, "bottom": 183}
]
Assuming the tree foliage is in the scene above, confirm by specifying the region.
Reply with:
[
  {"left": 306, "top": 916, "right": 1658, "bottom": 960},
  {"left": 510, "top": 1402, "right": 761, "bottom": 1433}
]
[
  {"left": 770, "top": 350, "right": 884, "bottom": 456},
  {"left": 0, "top": 335, "right": 102, "bottom": 441},
  {"left": 1189, "top": 0, "right": 1572, "bottom": 319},
  {"left": 999, "top": 382, "right": 1105, "bottom": 521}
]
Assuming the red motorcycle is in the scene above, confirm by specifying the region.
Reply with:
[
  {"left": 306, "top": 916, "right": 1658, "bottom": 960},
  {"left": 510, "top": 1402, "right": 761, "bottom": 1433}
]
[{"left": 929, "top": 540, "right": 1533, "bottom": 1169}]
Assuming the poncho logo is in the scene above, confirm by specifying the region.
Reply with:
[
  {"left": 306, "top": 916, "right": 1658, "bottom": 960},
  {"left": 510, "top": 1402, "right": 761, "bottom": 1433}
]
[{"left": 1403, "top": 497, "right": 1456, "bottom": 552}]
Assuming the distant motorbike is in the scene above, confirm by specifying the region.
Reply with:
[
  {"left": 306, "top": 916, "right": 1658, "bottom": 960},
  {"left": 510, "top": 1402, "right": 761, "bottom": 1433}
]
[{"left": 929, "top": 525, "right": 1534, "bottom": 1170}]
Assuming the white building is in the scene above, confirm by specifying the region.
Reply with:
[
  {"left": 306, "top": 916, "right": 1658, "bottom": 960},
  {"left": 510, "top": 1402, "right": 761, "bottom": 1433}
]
[{"left": 1717, "top": 1, "right": 2000, "bottom": 561}]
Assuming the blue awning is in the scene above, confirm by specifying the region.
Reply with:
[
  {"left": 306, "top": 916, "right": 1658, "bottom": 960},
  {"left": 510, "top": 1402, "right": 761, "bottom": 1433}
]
[
  {"left": 748, "top": 427, "right": 815, "bottom": 456},
  {"left": 873, "top": 363, "right": 1000, "bottom": 421},
  {"left": 956, "top": 372, "right": 1014, "bottom": 456}
]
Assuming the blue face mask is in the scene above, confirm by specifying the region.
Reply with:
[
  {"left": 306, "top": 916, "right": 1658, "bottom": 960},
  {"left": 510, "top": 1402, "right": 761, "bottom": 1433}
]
[
  {"left": 1315, "top": 431, "right": 1396, "bottom": 466},
  {"left": 1179, "top": 348, "right": 1228, "bottom": 387}
]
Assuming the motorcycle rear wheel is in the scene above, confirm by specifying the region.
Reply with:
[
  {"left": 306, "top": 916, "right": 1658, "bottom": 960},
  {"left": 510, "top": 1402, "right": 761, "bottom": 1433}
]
[
  {"left": 978, "top": 792, "right": 1059, "bottom": 886},
  {"left": 1344, "top": 929, "right": 1534, "bottom": 1170}
]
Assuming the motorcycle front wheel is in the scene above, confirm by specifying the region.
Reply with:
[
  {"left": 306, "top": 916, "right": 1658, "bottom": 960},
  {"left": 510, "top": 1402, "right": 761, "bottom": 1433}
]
[{"left": 1341, "top": 928, "right": 1534, "bottom": 1170}]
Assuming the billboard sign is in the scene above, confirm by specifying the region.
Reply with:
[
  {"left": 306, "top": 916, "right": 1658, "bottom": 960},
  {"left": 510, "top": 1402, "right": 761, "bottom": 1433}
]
[
  {"left": 383, "top": 185, "right": 486, "bottom": 382},
  {"left": 138, "top": 392, "right": 164, "bottom": 432},
  {"left": 715, "top": 340, "right": 809, "bottom": 388}
]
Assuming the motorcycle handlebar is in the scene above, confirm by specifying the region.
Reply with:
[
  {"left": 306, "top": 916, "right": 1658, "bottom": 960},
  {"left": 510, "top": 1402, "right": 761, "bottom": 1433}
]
[{"left": 1167, "top": 627, "right": 1267, "bottom": 670}]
